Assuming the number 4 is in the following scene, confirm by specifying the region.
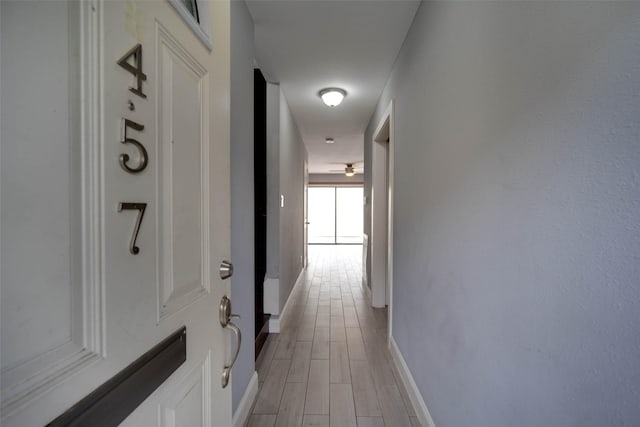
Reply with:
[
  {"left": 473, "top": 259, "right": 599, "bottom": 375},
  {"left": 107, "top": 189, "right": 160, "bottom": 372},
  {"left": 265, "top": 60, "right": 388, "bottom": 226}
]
[{"left": 117, "top": 44, "right": 147, "bottom": 99}]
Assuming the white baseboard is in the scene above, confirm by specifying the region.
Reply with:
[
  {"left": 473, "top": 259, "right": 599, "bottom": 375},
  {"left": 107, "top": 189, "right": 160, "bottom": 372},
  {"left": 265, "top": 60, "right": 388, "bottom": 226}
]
[
  {"left": 263, "top": 277, "right": 280, "bottom": 315},
  {"left": 389, "top": 336, "right": 436, "bottom": 427},
  {"left": 268, "top": 268, "right": 304, "bottom": 333},
  {"left": 267, "top": 315, "right": 282, "bottom": 333},
  {"left": 232, "top": 371, "right": 258, "bottom": 427}
]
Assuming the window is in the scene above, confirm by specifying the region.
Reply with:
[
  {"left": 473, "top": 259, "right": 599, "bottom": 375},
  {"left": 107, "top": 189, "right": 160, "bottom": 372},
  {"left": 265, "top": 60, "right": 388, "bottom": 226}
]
[
  {"left": 168, "top": 0, "right": 212, "bottom": 51},
  {"left": 180, "top": 0, "right": 199, "bottom": 23},
  {"left": 308, "top": 186, "right": 363, "bottom": 244}
]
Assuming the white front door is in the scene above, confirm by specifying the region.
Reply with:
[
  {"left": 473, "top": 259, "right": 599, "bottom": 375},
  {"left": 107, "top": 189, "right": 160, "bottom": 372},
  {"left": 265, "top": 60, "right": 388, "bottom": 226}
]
[{"left": 1, "top": 1, "right": 233, "bottom": 426}]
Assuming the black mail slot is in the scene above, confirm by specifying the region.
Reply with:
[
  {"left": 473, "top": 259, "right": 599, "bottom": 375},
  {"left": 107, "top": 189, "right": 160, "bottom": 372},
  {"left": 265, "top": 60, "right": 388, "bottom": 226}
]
[{"left": 47, "top": 327, "right": 187, "bottom": 427}]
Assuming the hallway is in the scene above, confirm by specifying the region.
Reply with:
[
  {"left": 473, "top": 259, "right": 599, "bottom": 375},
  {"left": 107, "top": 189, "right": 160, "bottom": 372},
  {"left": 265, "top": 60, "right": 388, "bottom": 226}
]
[{"left": 248, "top": 246, "right": 419, "bottom": 427}]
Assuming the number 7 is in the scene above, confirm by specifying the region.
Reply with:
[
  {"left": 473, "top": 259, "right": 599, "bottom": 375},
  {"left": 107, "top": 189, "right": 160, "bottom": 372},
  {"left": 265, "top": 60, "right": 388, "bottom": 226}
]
[{"left": 118, "top": 202, "right": 147, "bottom": 255}]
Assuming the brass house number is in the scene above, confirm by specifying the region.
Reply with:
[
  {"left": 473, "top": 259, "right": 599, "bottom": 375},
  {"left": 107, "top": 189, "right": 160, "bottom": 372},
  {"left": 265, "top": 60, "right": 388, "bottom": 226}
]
[{"left": 117, "top": 44, "right": 149, "bottom": 255}]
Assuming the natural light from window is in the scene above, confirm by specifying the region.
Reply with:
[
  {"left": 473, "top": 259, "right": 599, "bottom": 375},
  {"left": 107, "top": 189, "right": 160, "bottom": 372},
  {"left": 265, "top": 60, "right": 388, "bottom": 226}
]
[{"left": 308, "top": 186, "right": 363, "bottom": 244}]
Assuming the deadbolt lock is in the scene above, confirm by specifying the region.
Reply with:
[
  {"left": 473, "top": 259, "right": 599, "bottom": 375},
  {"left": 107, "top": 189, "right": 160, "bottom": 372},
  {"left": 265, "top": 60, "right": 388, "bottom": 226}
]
[{"left": 219, "top": 260, "right": 233, "bottom": 280}]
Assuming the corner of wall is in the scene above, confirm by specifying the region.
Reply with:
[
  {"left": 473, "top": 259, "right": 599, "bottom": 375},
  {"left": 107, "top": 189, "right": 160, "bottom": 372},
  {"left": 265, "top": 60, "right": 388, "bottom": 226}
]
[
  {"left": 389, "top": 337, "right": 436, "bottom": 427},
  {"left": 268, "top": 268, "right": 304, "bottom": 333},
  {"left": 232, "top": 371, "right": 258, "bottom": 427}
]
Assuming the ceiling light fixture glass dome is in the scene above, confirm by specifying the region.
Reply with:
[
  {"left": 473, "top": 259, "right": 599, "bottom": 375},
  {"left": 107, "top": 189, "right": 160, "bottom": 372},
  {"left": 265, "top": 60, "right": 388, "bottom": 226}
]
[{"left": 319, "top": 88, "right": 346, "bottom": 107}]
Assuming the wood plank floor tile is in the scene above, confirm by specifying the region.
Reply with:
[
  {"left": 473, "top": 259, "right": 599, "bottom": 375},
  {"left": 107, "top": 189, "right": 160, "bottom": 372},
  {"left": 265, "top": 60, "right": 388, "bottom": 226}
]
[
  {"left": 356, "top": 417, "right": 385, "bottom": 427},
  {"left": 317, "top": 305, "right": 330, "bottom": 316},
  {"left": 377, "top": 385, "right": 413, "bottom": 427},
  {"left": 389, "top": 359, "right": 417, "bottom": 418},
  {"left": 343, "top": 307, "right": 359, "bottom": 327},
  {"left": 329, "top": 383, "right": 357, "bottom": 427},
  {"left": 287, "top": 341, "right": 313, "bottom": 383},
  {"left": 297, "top": 323, "right": 316, "bottom": 342},
  {"left": 275, "top": 382, "right": 307, "bottom": 427},
  {"left": 266, "top": 246, "right": 413, "bottom": 427},
  {"left": 274, "top": 330, "right": 298, "bottom": 360},
  {"left": 364, "top": 341, "right": 396, "bottom": 388},
  {"left": 342, "top": 297, "right": 355, "bottom": 307},
  {"left": 330, "top": 315, "right": 345, "bottom": 328},
  {"left": 304, "top": 360, "right": 330, "bottom": 415},
  {"left": 254, "top": 359, "right": 291, "bottom": 414},
  {"left": 330, "top": 325, "right": 346, "bottom": 342},
  {"left": 302, "top": 415, "right": 329, "bottom": 427},
  {"left": 345, "top": 328, "right": 366, "bottom": 361},
  {"left": 316, "top": 313, "right": 331, "bottom": 328},
  {"left": 329, "top": 341, "right": 350, "bottom": 384},
  {"left": 312, "top": 327, "right": 330, "bottom": 360},
  {"left": 248, "top": 414, "right": 277, "bottom": 427},
  {"left": 257, "top": 334, "right": 280, "bottom": 382},
  {"left": 350, "top": 361, "right": 381, "bottom": 417},
  {"left": 372, "top": 309, "right": 387, "bottom": 331}
]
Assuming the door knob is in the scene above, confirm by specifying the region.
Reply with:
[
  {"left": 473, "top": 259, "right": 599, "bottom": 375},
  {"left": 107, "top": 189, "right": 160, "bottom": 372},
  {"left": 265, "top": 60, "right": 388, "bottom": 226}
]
[
  {"left": 219, "top": 295, "right": 240, "bottom": 326},
  {"left": 219, "top": 260, "right": 233, "bottom": 280},
  {"left": 219, "top": 295, "right": 241, "bottom": 388}
]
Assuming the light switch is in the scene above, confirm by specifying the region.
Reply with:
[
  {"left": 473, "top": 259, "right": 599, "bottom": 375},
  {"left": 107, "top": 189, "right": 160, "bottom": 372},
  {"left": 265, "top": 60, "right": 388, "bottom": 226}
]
[{"left": 280, "top": 194, "right": 285, "bottom": 208}]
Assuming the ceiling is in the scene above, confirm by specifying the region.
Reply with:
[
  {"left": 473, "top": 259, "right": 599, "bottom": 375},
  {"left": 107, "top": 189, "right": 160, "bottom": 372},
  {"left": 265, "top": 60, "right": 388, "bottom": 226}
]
[{"left": 246, "top": 0, "right": 420, "bottom": 175}]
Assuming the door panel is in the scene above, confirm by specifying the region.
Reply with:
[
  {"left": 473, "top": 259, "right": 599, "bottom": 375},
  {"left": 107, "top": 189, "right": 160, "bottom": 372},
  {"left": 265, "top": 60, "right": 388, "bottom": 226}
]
[
  {"left": 160, "top": 354, "right": 211, "bottom": 427},
  {"left": 157, "top": 22, "right": 210, "bottom": 319},
  {"left": 1, "top": 2, "right": 102, "bottom": 420},
  {"left": 0, "top": 1, "right": 232, "bottom": 425}
]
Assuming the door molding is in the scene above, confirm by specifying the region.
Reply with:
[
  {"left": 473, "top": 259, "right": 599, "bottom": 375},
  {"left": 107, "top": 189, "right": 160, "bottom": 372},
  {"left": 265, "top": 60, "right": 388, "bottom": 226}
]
[
  {"left": 370, "top": 100, "right": 394, "bottom": 335},
  {"left": 155, "top": 20, "right": 211, "bottom": 321},
  {"left": 1, "top": 1, "right": 105, "bottom": 417}
]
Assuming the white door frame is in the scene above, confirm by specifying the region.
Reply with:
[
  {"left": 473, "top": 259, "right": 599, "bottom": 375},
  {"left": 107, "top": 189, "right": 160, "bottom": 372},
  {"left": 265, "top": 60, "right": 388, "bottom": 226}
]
[
  {"left": 370, "top": 100, "right": 394, "bottom": 336},
  {"left": 303, "top": 159, "right": 309, "bottom": 267}
]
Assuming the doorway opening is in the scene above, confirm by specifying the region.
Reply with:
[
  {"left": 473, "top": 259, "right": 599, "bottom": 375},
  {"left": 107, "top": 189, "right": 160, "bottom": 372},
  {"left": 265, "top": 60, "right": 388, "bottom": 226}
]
[
  {"left": 308, "top": 186, "right": 364, "bottom": 245},
  {"left": 254, "top": 69, "right": 269, "bottom": 358},
  {"left": 370, "top": 101, "right": 394, "bottom": 335}
]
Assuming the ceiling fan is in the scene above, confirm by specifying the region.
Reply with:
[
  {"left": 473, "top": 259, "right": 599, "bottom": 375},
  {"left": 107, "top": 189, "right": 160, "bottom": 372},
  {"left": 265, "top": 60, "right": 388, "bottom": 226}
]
[{"left": 329, "top": 161, "right": 363, "bottom": 177}]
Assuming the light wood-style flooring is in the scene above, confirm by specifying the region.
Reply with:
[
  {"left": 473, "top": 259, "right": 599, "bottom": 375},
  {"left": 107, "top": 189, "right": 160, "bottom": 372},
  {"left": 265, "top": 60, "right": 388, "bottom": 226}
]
[{"left": 248, "top": 245, "right": 420, "bottom": 427}]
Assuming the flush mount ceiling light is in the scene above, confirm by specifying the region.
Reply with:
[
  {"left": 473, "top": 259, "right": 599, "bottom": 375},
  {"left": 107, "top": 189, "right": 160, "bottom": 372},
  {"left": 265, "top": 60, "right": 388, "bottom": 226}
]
[
  {"left": 325, "top": 137, "right": 335, "bottom": 144},
  {"left": 319, "top": 88, "right": 346, "bottom": 107}
]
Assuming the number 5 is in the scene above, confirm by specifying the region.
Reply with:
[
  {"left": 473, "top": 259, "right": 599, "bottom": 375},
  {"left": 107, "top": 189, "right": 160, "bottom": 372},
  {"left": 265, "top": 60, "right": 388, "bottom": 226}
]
[{"left": 120, "top": 118, "right": 148, "bottom": 174}]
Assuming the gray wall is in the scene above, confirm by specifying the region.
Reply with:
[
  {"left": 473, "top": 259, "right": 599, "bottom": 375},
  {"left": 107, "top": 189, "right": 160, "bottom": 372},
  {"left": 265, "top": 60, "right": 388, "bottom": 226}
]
[
  {"left": 230, "top": 0, "right": 254, "bottom": 413},
  {"left": 365, "top": 2, "right": 640, "bottom": 426},
  {"left": 278, "top": 91, "right": 308, "bottom": 309},
  {"left": 263, "top": 84, "right": 307, "bottom": 314},
  {"left": 266, "top": 83, "right": 281, "bottom": 279}
]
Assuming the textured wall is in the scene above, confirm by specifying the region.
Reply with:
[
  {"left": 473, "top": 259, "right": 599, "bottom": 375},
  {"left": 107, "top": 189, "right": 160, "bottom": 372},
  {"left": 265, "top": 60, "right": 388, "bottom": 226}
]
[
  {"left": 365, "top": 2, "right": 640, "bottom": 426},
  {"left": 266, "top": 83, "right": 281, "bottom": 279},
  {"left": 278, "top": 91, "right": 308, "bottom": 309},
  {"left": 230, "top": 0, "right": 255, "bottom": 413}
]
